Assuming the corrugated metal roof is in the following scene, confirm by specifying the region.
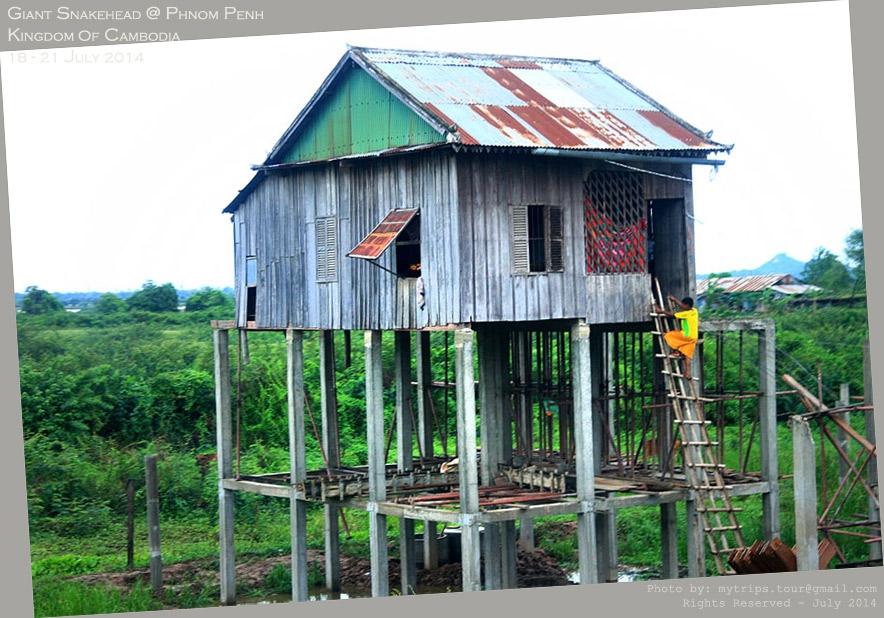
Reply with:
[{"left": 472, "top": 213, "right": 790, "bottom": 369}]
[
  {"left": 697, "top": 274, "right": 802, "bottom": 295},
  {"left": 769, "top": 284, "right": 822, "bottom": 295},
  {"left": 353, "top": 47, "right": 728, "bottom": 152}
]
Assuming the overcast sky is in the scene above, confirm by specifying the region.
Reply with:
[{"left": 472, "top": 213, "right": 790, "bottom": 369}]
[{"left": 0, "top": 1, "right": 861, "bottom": 293}]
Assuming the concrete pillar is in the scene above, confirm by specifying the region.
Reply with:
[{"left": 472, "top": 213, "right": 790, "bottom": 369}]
[
  {"left": 365, "top": 331, "right": 389, "bottom": 596},
  {"left": 415, "top": 332, "right": 439, "bottom": 570},
  {"left": 863, "top": 341, "right": 881, "bottom": 561},
  {"left": 518, "top": 517, "right": 535, "bottom": 551},
  {"left": 501, "top": 521, "right": 518, "bottom": 588},
  {"left": 686, "top": 497, "right": 706, "bottom": 578},
  {"left": 455, "top": 327, "right": 482, "bottom": 592},
  {"left": 213, "top": 329, "right": 236, "bottom": 605},
  {"left": 571, "top": 321, "right": 599, "bottom": 584},
  {"left": 660, "top": 503, "right": 679, "bottom": 579},
  {"left": 395, "top": 332, "right": 417, "bottom": 594},
  {"left": 596, "top": 510, "right": 618, "bottom": 583},
  {"left": 837, "top": 383, "right": 851, "bottom": 484},
  {"left": 478, "top": 328, "right": 506, "bottom": 590},
  {"left": 286, "top": 330, "right": 309, "bottom": 601},
  {"left": 319, "top": 331, "right": 341, "bottom": 592},
  {"left": 792, "top": 416, "right": 819, "bottom": 571},
  {"left": 758, "top": 324, "right": 781, "bottom": 540}
]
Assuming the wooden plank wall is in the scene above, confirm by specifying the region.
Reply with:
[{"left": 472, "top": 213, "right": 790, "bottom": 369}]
[
  {"left": 233, "top": 149, "right": 459, "bottom": 330},
  {"left": 233, "top": 151, "right": 693, "bottom": 330}
]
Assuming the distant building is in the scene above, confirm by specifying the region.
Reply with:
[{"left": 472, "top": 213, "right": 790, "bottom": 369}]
[{"left": 697, "top": 273, "right": 821, "bottom": 309}]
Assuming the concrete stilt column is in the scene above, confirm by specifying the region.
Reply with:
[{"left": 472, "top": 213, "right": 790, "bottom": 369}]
[
  {"left": 686, "top": 497, "right": 706, "bottom": 578},
  {"left": 319, "top": 331, "right": 341, "bottom": 592},
  {"left": 759, "top": 324, "right": 781, "bottom": 540},
  {"left": 286, "top": 329, "right": 309, "bottom": 601},
  {"left": 395, "top": 332, "right": 417, "bottom": 594},
  {"left": 213, "top": 329, "right": 236, "bottom": 605},
  {"left": 596, "top": 510, "right": 618, "bottom": 582},
  {"left": 365, "top": 331, "right": 389, "bottom": 596},
  {"left": 863, "top": 341, "right": 881, "bottom": 562},
  {"left": 455, "top": 327, "right": 481, "bottom": 592},
  {"left": 416, "top": 332, "right": 439, "bottom": 570},
  {"left": 571, "top": 321, "right": 598, "bottom": 584},
  {"left": 660, "top": 503, "right": 679, "bottom": 579},
  {"left": 792, "top": 416, "right": 819, "bottom": 571}
]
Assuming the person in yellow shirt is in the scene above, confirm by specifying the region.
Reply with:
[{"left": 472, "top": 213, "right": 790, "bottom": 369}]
[{"left": 655, "top": 294, "right": 699, "bottom": 379}]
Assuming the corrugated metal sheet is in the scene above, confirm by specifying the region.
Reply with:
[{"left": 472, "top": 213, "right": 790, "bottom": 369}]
[
  {"left": 769, "top": 284, "right": 822, "bottom": 295},
  {"left": 281, "top": 66, "right": 446, "bottom": 164},
  {"left": 354, "top": 47, "right": 727, "bottom": 152},
  {"left": 348, "top": 208, "right": 419, "bottom": 259},
  {"left": 697, "top": 274, "right": 797, "bottom": 295}
]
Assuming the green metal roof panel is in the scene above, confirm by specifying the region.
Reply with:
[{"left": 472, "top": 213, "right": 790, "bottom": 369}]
[{"left": 280, "top": 66, "right": 445, "bottom": 164}]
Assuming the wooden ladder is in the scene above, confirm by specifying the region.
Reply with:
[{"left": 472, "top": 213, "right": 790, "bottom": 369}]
[{"left": 650, "top": 279, "right": 745, "bottom": 575}]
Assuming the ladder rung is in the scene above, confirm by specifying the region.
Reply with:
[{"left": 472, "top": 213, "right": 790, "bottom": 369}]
[
  {"left": 705, "top": 525, "right": 741, "bottom": 532},
  {"left": 697, "top": 507, "right": 744, "bottom": 513},
  {"left": 686, "top": 463, "right": 726, "bottom": 468},
  {"left": 673, "top": 419, "right": 711, "bottom": 425},
  {"left": 668, "top": 394, "right": 714, "bottom": 402},
  {"left": 709, "top": 547, "right": 740, "bottom": 555},
  {"left": 685, "top": 441, "right": 719, "bottom": 446},
  {"left": 660, "top": 370, "right": 701, "bottom": 381},
  {"left": 699, "top": 484, "right": 733, "bottom": 490}
]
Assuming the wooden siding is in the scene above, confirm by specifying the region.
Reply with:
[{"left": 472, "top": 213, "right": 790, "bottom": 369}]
[
  {"left": 233, "top": 150, "right": 459, "bottom": 330},
  {"left": 233, "top": 151, "right": 693, "bottom": 330}
]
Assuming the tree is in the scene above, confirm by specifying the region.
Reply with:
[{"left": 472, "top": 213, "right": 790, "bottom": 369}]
[
  {"left": 93, "top": 293, "right": 126, "bottom": 314},
  {"left": 21, "top": 286, "right": 64, "bottom": 315},
  {"left": 801, "top": 248, "right": 854, "bottom": 293},
  {"left": 126, "top": 281, "right": 179, "bottom": 312},
  {"left": 845, "top": 229, "right": 865, "bottom": 293},
  {"left": 185, "top": 287, "right": 234, "bottom": 313}
]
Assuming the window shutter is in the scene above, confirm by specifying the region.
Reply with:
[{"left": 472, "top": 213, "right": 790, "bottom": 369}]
[
  {"left": 548, "top": 206, "right": 564, "bottom": 272},
  {"left": 325, "top": 217, "right": 337, "bottom": 281},
  {"left": 315, "top": 218, "right": 327, "bottom": 282},
  {"left": 511, "top": 205, "right": 529, "bottom": 273}
]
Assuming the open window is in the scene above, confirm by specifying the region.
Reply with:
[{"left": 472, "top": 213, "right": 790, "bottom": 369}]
[
  {"left": 348, "top": 208, "right": 420, "bottom": 277},
  {"left": 512, "top": 205, "right": 564, "bottom": 274},
  {"left": 245, "top": 256, "right": 257, "bottom": 322}
]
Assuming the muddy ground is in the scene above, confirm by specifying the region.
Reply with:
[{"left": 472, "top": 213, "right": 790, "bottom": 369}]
[{"left": 73, "top": 547, "right": 571, "bottom": 598}]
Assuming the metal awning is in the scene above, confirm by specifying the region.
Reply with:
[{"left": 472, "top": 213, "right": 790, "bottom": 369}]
[{"left": 347, "top": 208, "right": 419, "bottom": 259}]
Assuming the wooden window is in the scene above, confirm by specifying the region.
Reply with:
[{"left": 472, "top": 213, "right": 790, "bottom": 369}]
[
  {"left": 245, "top": 256, "right": 257, "bottom": 322},
  {"left": 512, "top": 205, "right": 565, "bottom": 274},
  {"left": 315, "top": 217, "right": 338, "bottom": 283}
]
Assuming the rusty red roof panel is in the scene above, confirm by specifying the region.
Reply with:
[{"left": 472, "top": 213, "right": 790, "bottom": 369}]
[
  {"left": 348, "top": 208, "right": 419, "bottom": 259},
  {"left": 354, "top": 47, "right": 728, "bottom": 152}
]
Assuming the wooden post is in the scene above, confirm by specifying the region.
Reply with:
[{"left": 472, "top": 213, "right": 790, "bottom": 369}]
[
  {"left": 213, "top": 328, "right": 236, "bottom": 605},
  {"left": 287, "top": 329, "right": 309, "bottom": 601},
  {"left": 395, "top": 332, "right": 417, "bottom": 594},
  {"left": 455, "top": 327, "right": 482, "bottom": 592},
  {"left": 863, "top": 340, "right": 881, "bottom": 561},
  {"left": 416, "top": 332, "right": 438, "bottom": 570},
  {"left": 319, "top": 331, "right": 341, "bottom": 592},
  {"left": 571, "top": 321, "right": 598, "bottom": 584},
  {"left": 126, "top": 478, "right": 135, "bottom": 571},
  {"left": 686, "top": 496, "right": 705, "bottom": 577},
  {"left": 792, "top": 416, "right": 819, "bottom": 571},
  {"left": 145, "top": 454, "right": 163, "bottom": 597},
  {"left": 758, "top": 324, "right": 781, "bottom": 540},
  {"left": 660, "top": 503, "right": 678, "bottom": 579},
  {"left": 365, "top": 330, "right": 389, "bottom": 597}
]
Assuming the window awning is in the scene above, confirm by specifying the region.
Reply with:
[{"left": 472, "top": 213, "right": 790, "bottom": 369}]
[{"left": 347, "top": 208, "right": 419, "bottom": 260}]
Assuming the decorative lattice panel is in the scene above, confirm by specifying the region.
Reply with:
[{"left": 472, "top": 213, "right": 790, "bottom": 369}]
[{"left": 584, "top": 171, "right": 648, "bottom": 274}]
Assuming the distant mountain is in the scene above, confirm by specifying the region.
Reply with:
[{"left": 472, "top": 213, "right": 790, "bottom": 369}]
[{"left": 699, "top": 253, "right": 805, "bottom": 280}]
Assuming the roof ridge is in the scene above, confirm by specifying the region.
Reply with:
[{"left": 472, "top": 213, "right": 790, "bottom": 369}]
[{"left": 349, "top": 44, "right": 601, "bottom": 65}]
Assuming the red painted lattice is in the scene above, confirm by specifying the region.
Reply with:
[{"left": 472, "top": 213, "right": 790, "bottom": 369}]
[{"left": 584, "top": 171, "right": 648, "bottom": 274}]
